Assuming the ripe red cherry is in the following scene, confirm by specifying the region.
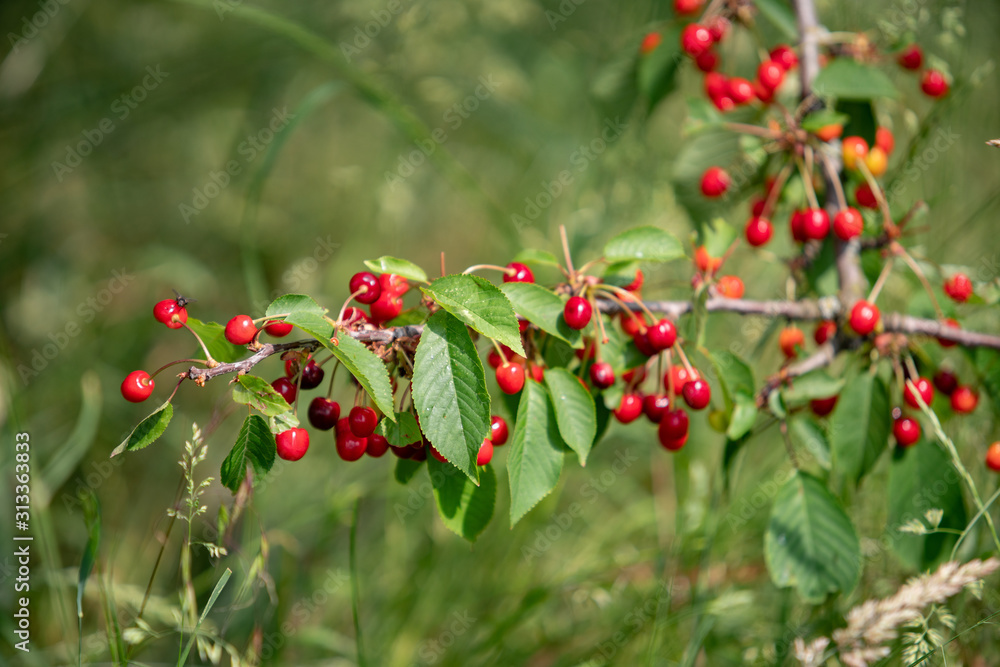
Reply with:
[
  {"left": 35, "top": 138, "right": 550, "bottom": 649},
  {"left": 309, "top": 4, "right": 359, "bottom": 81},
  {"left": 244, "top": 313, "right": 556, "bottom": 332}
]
[
  {"left": 904, "top": 377, "right": 935, "bottom": 409},
  {"left": 121, "top": 370, "right": 155, "bottom": 402},
  {"left": 680, "top": 23, "right": 713, "bottom": 57},
  {"left": 564, "top": 296, "right": 593, "bottom": 330},
  {"left": 700, "top": 166, "right": 731, "bottom": 197},
  {"left": 673, "top": 0, "right": 704, "bottom": 16},
  {"left": 849, "top": 300, "right": 880, "bottom": 336},
  {"left": 659, "top": 432, "right": 689, "bottom": 451},
  {"left": 503, "top": 262, "right": 534, "bottom": 284},
  {"left": 369, "top": 292, "right": 403, "bottom": 324},
  {"left": 704, "top": 72, "right": 728, "bottom": 99},
  {"left": 528, "top": 362, "right": 545, "bottom": 383},
  {"left": 769, "top": 45, "right": 798, "bottom": 70},
  {"left": 779, "top": 326, "right": 805, "bottom": 359},
  {"left": 336, "top": 431, "right": 367, "bottom": 462},
  {"left": 496, "top": 362, "right": 526, "bottom": 394},
  {"left": 667, "top": 365, "right": 698, "bottom": 393},
  {"left": 937, "top": 318, "right": 960, "bottom": 347},
  {"left": 893, "top": 416, "right": 921, "bottom": 447},
  {"left": 814, "top": 320, "right": 837, "bottom": 345},
  {"left": 643, "top": 394, "right": 671, "bottom": 423},
  {"left": 342, "top": 307, "right": 369, "bottom": 325},
  {"left": 705, "top": 15, "right": 729, "bottom": 42},
  {"left": 986, "top": 443, "right": 1000, "bottom": 472},
  {"left": 757, "top": 59, "right": 785, "bottom": 90},
  {"left": 153, "top": 299, "right": 187, "bottom": 329},
  {"left": 855, "top": 183, "right": 878, "bottom": 209},
  {"left": 801, "top": 208, "right": 830, "bottom": 240},
  {"left": 225, "top": 314, "right": 257, "bottom": 345},
  {"left": 490, "top": 415, "right": 509, "bottom": 446},
  {"left": 272, "top": 377, "right": 297, "bottom": 405},
  {"left": 951, "top": 386, "right": 979, "bottom": 414},
  {"left": 727, "top": 77, "right": 755, "bottom": 105},
  {"left": 379, "top": 273, "right": 409, "bottom": 298},
  {"left": 659, "top": 409, "right": 690, "bottom": 444},
  {"left": 788, "top": 209, "right": 807, "bottom": 243},
  {"left": 639, "top": 31, "right": 662, "bottom": 55},
  {"left": 710, "top": 94, "right": 735, "bottom": 112},
  {"left": 682, "top": 378, "right": 711, "bottom": 410},
  {"left": 944, "top": 273, "right": 973, "bottom": 303},
  {"left": 745, "top": 216, "right": 773, "bottom": 246},
  {"left": 897, "top": 44, "right": 923, "bottom": 70},
  {"left": 695, "top": 50, "right": 719, "bottom": 72},
  {"left": 933, "top": 370, "right": 958, "bottom": 396},
  {"left": 716, "top": 275, "right": 744, "bottom": 299},
  {"left": 589, "top": 362, "right": 615, "bottom": 389},
  {"left": 264, "top": 319, "right": 293, "bottom": 337},
  {"left": 477, "top": 439, "right": 494, "bottom": 466},
  {"left": 875, "top": 127, "right": 895, "bottom": 155},
  {"left": 300, "top": 360, "right": 325, "bottom": 389},
  {"left": 367, "top": 433, "right": 389, "bottom": 458},
  {"left": 833, "top": 207, "right": 864, "bottom": 240},
  {"left": 614, "top": 394, "right": 644, "bottom": 424},
  {"left": 647, "top": 318, "right": 677, "bottom": 351},
  {"left": 622, "top": 269, "right": 644, "bottom": 292},
  {"left": 921, "top": 69, "right": 949, "bottom": 98},
  {"left": 308, "top": 397, "right": 340, "bottom": 430},
  {"left": 276, "top": 428, "right": 310, "bottom": 461},
  {"left": 349, "top": 406, "right": 378, "bottom": 437},
  {"left": 694, "top": 246, "right": 722, "bottom": 274},
  {"left": 810, "top": 395, "right": 839, "bottom": 416},
  {"left": 349, "top": 272, "right": 381, "bottom": 305}
]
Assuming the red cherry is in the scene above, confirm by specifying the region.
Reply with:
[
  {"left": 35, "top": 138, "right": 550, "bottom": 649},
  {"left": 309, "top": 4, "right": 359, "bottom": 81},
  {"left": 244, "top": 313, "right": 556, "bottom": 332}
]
[
  {"left": 833, "top": 207, "right": 864, "bottom": 240},
  {"left": 640, "top": 394, "right": 669, "bottom": 423},
  {"left": 779, "top": 326, "right": 805, "bottom": 359},
  {"left": 802, "top": 208, "right": 830, "bottom": 240},
  {"left": 308, "top": 397, "right": 340, "bottom": 430},
  {"left": 477, "top": 439, "right": 494, "bottom": 466},
  {"left": 814, "top": 320, "right": 837, "bottom": 345},
  {"left": 659, "top": 408, "right": 690, "bottom": 441},
  {"left": 716, "top": 275, "right": 744, "bottom": 299},
  {"left": 564, "top": 296, "right": 593, "bottom": 330},
  {"left": 153, "top": 299, "right": 187, "bottom": 329},
  {"left": 489, "top": 415, "right": 509, "bottom": 446},
  {"left": 897, "top": 44, "right": 923, "bottom": 70},
  {"left": 727, "top": 77, "right": 755, "bottom": 105},
  {"left": 503, "top": 262, "right": 534, "bottom": 284},
  {"left": 875, "top": 128, "right": 895, "bottom": 155},
  {"left": 659, "top": 432, "right": 689, "bottom": 451},
  {"left": 944, "top": 273, "right": 973, "bottom": 303},
  {"left": 700, "top": 166, "right": 731, "bottom": 198},
  {"left": 933, "top": 370, "right": 958, "bottom": 396},
  {"left": 705, "top": 15, "right": 729, "bottom": 42},
  {"left": 121, "top": 370, "right": 154, "bottom": 402},
  {"left": 225, "top": 314, "right": 257, "bottom": 345},
  {"left": 336, "top": 431, "right": 367, "bottom": 461},
  {"left": 937, "top": 318, "right": 960, "bottom": 347},
  {"left": 429, "top": 443, "right": 448, "bottom": 463},
  {"left": 272, "top": 377, "right": 297, "bottom": 406},
  {"left": 749, "top": 195, "right": 767, "bottom": 217},
  {"left": 667, "top": 365, "right": 698, "bottom": 393},
  {"left": 904, "top": 377, "right": 935, "bottom": 409},
  {"left": 341, "top": 307, "right": 370, "bottom": 325},
  {"left": 622, "top": 366, "right": 646, "bottom": 385},
  {"left": 589, "top": 362, "right": 615, "bottom": 390},
  {"left": 951, "top": 386, "right": 979, "bottom": 414},
  {"left": 710, "top": 94, "right": 735, "bottom": 112},
  {"left": 349, "top": 406, "right": 378, "bottom": 437},
  {"left": 680, "top": 23, "right": 713, "bottom": 57},
  {"left": 695, "top": 49, "right": 719, "bottom": 72},
  {"left": 647, "top": 318, "right": 677, "bottom": 351},
  {"left": 276, "top": 428, "right": 310, "bottom": 461},
  {"left": 380, "top": 273, "right": 410, "bottom": 298},
  {"left": 528, "top": 363, "right": 545, "bottom": 384},
  {"left": 284, "top": 358, "right": 301, "bottom": 378},
  {"left": 769, "top": 45, "right": 798, "bottom": 70},
  {"left": 496, "top": 362, "right": 526, "bottom": 394},
  {"left": 789, "top": 209, "right": 808, "bottom": 243},
  {"left": 921, "top": 69, "right": 949, "bottom": 98},
  {"left": 682, "top": 378, "right": 711, "bottom": 410},
  {"left": 893, "top": 416, "right": 921, "bottom": 447},
  {"left": 264, "top": 319, "right": 293, "bottom": 337},
  {"left": 614, "top": 394, "right": 644, "bottom": 424},
  {"left": 639, "top": 32, "right": 662, "bottom": 55},
  {"left": 673, "top": 0, "right": 704, "bottom": 16},
  {"left": 633, "top": 329, "right": 656, "bottom": 357},
  {"left": 986, "top": 443, "right": 1000, "bottom": 473},
  {"left": 349, "top": 272, "right": 381, "bottom": 305},
  {"left": 369, "top": 292, "right": 403, "bottom": 324},
  {"left": 694, "top": 246, "right": 722, "bottom": 274},
  {"left": 854, "top": 183, "right": 878, "bottom": 209},
  {"left": 622, "top": 269, "right": 644, "bottom": 292},
  {"left": 486, "top": 349, "right": 503, "bottom": 370},
  {"left": 757, "top": 59, "right": 785, "bottom": 90},
  {"left": 745, "top": 216, "right": 773, "bottom": 246},
  {"left": 753, "top": 81, "right": 775, "bottom": 104},
  {"left": 300, "top": 360, "right": 325, "bottom": 390},
  {"left": 704, "top": 72, "right": 728, "bottom": 99},
  {"left": 849, "top": 300, "right": 880, "bottom": 336},
  {"left": 810, "top": 395, "right": 839, "bottom": 416},
  {"left": 367, "top": 433, "right": 389, "bottom": 458}
]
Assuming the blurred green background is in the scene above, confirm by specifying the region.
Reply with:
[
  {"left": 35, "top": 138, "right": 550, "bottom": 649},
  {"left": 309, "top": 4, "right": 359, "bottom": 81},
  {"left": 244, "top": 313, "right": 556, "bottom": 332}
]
[{"left": 2, "top": 0, "right": 1000, "bottom": 664}]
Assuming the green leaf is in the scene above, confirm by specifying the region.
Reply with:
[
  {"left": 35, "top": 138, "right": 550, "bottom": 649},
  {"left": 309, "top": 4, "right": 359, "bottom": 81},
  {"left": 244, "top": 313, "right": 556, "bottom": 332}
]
[
  {"left": 604, "top": 226, "right": 685, "bottom": 263},
  {"left": 395, "top": 457, "right": 425, "bottom": 485},
  {"left": 264, "top": 293, "right": 327, "bottom": 321},
  {"left": 887, "top": 443, "right": 966, "bottom": 570},
  {"left": 186, "top": 318, "right": 246, "bottom": 363},
  {"left": 544, "top": 368, "right": 597, "bottom": 466},
  {"left": 813, "top": 59, "right": 899, "bottom": 100},
  {"left": 111, "top": 401, "right": 173, "bottom": 457},
  {"left": 838, "top": 100, "right": 878, "bottom": 148},
  {"left": 511, "top": 248, "right": 562, "bottom": 268},
  {"left": 708, "top": 350, "right": 756, "bottom": 407},
  {"left": 428, "top": 456, "right": 496, "bottom": 542},
  {"left": 782, "top": 371, "right": 846, "bottom": 406},
  {"left": 801, "top": 109, "right": 850, "bottom": 133},
  {"left": 363, "top": 256, "right": 428, "bottom": 283},
  {"left": 790, "top": 417, "right": 832, "bottom": 471},
  {"left": 499, "top": 282, "right": 583, "bottom": 348},
  {"left": 232, "top": 375, "right": 292, "bottom": 417},
  {"left": 412, "top": 310, "right": 491, "bottom": 484},
  {"left": 601, "top": 261, "right": 641, "bottom": 288},
  {"left": 765, "top": 471, "right": 862, "bottom": 603},
  {"left": 377, "top": 412, "right": 422, "bottom": 446},
  {"left": 754, "top": 0, "right": 798, "bottom": 39},
  {"left": 422, "top": 274, "right": 525, "bottom": 356},
  {"left": 508, "top": 380, "right": 565, "bottom": 526},
  {"left": 726, "top": 392, "right": 758, "bottom": 440},
  {"left": 219, "top": 415, "right": 276, "bottom": 492},
  {"left": 830, "top": 374, "right": 891, "bottom": 482},
  {"left": 637, "top": 26, "right": 682, "bottom": 113}
]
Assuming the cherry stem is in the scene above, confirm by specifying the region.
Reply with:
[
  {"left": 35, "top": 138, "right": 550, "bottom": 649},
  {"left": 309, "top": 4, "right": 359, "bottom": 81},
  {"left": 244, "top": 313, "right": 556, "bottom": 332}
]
[
  {"left": 589, "top": 293, "right": 609, "bottom": 345},
  {"left": 149, "top": 359, "right": 208, "bottom": 381},
  {"left": 598, "top": 284, "right": 658, "bottom": 323},
  {"left": 794, "top": 155, "right": 821, "bottom": 210},
  {"left": 440, "top": 251, "right": 446, "bottom": 278},
  {"left": 762, "top": 161, "right": 795, "bottom": 220},
  {"left": 491, "top": 339, "right": 509, "bottom": 365},
  {"left": 326, "top": 360, "right": 340, "bottom": 399},
  {"left": 854, "top": 158, "right": 899, "bottom": 237},
  {"left": 462, "top": 264, "right": 514, "bottom": 275},
  {"left": 253, "top": 313, "right": 288, "bottom": 324},
  {"left": 674, "top": 343, "right": 697, "bottom": 378},
  {"left": 665, "top": 350, "right": 675, "bottom": 402},
  {"left": 816, "top": 152, "right": 847, "bottom": 211},
  {"left": 595, "top": 288, "right": 646, "bottom": 331},
  {"left": 178, "top": 322, "right": 217, "bottom": 366},
  {"left": 559, "top": 225, "right": 576, "bottom": 283},
  {"left": 336, "top": 288, "right": 367, "bottom": 325},
  {"left": 867, "top": 256, "right": 895, "bottom": 304},
  {"left": 165, "top": 377, "right": 185, "bottom": 404},
  {"left": 904, "top": 355, "right": 920, "bottom": 382},
  {"left": 895, "top": 244, "right": 945, "bottom": 319},
  {"left": 576, "top": 258, "right": 602, "bottom": 277}
]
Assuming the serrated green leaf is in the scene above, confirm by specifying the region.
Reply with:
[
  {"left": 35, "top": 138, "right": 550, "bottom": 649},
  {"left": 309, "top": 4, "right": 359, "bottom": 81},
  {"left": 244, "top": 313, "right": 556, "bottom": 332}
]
[
  {"left": 428, "top": 456, "right": 495, "bottom": 542},
  {"left": 499, "top": 282, "right": 583, "bottom": 348},
  {"left": 508, "top": 380, "right": 565, "bottom": 526},
  {"left": 422, "top": 274, "right": 525, "bottom": 357},
  {"left": 604, "top": 226, "right": 685, "bottom": 263},
  {"left": 708, "top": 349, "right": 756, "bottom": 408},
  {"left": 814, "top": 59, "right": 899, "bottom": 100},
  {"left": 754, "top": 0, "right": 798, "bottom": 39},
  {"left": 782, "top": 371, "right": 846, "bottom": 406},
  {"left": 601, "top": 260, "right": 641, "bottom": 288},
  {"left": 412, "top": 310, "right": 491, "bottom": 484},
  {"left": 544, "top": 368, "right": 597, "bottom": 466},
  {"left": 394, "top": 457, "right": 425, "bottom": 485},
  {"left": 232, "top": 375, "right": 292, "bottom": 417},
  {"left": 830, "top": 374, "right": 891, "bottom": 483},
  {"left": 511, "top": 248, "right": 562, "bottom": 268},
  {"left": 765, "top": 471, "right": 861, "bottom": 603},
  {"left": 220, "top": 415, "right": 276, "bottom": 491},
  {"left": 363, "top": 256, "right": 428, "bottom": 283},
  {"left": 111, "top": 401, "right": 173, "bottom": 457},
  {"left": 186, "top": 318, "right": 246, "bottom": 363},
  {"left": 726, "top": 392, "right": 758, "bottom": 440},
  {"left": 264, "top": 293, "right": 326, "bottom": 321},
  {"left": 801, "top": 109, "right": 850, "bottom": 133},
  {"left": 377, "top": 412, "right": 422, "bottom": 446},
  {"left": 268, "top": 411, "right": 299, "bottom": 434}
]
